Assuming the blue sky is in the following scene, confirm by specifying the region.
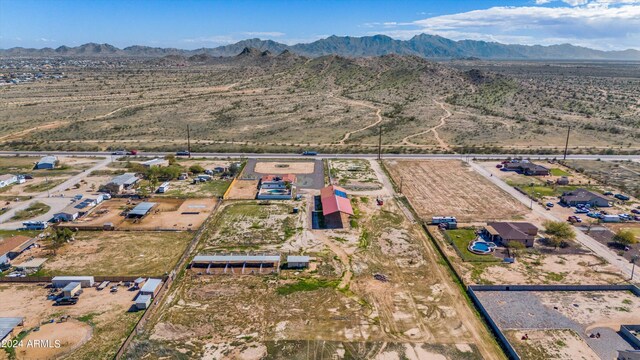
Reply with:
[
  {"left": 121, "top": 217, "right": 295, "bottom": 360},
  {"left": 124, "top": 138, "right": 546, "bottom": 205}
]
[{"left": 1, "top": 0, "right": 639, "bottom": 50}]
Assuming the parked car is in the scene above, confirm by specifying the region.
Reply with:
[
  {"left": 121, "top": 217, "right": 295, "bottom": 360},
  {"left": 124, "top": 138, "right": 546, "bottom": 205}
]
[
  {"left": 587, "top": 212, "right": 600, "bottom": 219},
  {"left": 603, "top": 191, "right": 614, "bottom": 196},
  {"left": 54, "top": 297, "right": 78, "bottom": 306},
  {"left": 631, "top": 209, "right": 640, "bottom": 214},
  {"left": 496, "top": 164, "right": 503, "bottom": 169},
  {"left": 575, "top": 208, "right": 589, "bottom": 214},
  {"left": 546, "top": 202, "right": 554, "bottom": 207},
  {"left": 615, "top": 194, "right": 631, "bottom": 201}
]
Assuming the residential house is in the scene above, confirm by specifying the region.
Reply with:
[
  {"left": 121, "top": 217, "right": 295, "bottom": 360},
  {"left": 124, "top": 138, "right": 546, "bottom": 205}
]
[
  {"left": 502, "top": 160, "right": 550, "bottom": 176},
  {"left": 103, "top": 173, "right": 139, "bottom": 194},
  {"left": 560, "top": 188, "right": 610, "bottom": 207},
  {"left": 483, "top": 222, "right": 539, "bottom": 248},
  {"left": 257, "top": 174, "right": 296, "bottom": 200}
]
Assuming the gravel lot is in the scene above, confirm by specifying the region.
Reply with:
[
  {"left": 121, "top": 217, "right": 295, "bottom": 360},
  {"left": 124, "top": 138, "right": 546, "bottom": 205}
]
[{"left": 475, "top": 290, "right": 636, "bottom": 360}]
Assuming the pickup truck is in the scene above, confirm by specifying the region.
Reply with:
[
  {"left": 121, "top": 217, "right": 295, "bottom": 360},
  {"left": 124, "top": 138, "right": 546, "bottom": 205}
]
[{"left": 54, "top": 297, "right": 78, "bottom": 306}]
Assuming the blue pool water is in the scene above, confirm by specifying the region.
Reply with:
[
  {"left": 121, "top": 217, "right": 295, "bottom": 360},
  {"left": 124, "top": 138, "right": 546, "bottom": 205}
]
[{"left": 471, "top": 242, "right": 491, "bottom": 252}]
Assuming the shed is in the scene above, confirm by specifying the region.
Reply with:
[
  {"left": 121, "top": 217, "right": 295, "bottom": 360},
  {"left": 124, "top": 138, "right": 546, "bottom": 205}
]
[
  {"left": 192, "top": 254, "right": 281, "bottom": 274},
  {"left": 0, "top": 174, "right": 18, "bottom": 188},
  {"left": 0, "top": 317, "right": 24, "bottom": 342},
  {"left": 13, "top": 257, "right": 47, "bottom": 272},
  {"left": 133, "top": 277, "right": 146, "bottom": 289},
  {"left": 287, "top": 255, "right": 310, "bottom": 269},
  {"left": 52, "top": 276, "right": 95, "bottom": 288},
  {"left": 141, "top": 158, "right": 169, "bottom": 168},
  {"left": 127, "top": 202, "right": 157, "bottom": 218},
  {"left": 35, "top": 156, "right": 57, "bottom": 170},
  {"left": 0, "top": 235, "right": 36, "bottom": 264},
  {"left": 139, "top": 278, "right": 162, "bottom": 298},
  {"left": 135, "top": 294, "right": 152, "bottom": 310},
  {"left": 62, "top": 282, "right": 81, "bottom": 297}
]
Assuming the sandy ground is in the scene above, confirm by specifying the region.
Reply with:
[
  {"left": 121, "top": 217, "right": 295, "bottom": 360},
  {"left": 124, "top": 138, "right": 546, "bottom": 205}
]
[
  {"left": 328, "top": 159, "right": 382, "bottom": 191},
  {"left": 538, "top": 291, "right": 640, "bottom": 331},
  {"left": 16, "top": 320, "right": 93, "bottom": 360},
  {"left": 506, "top": 329, "right": 599, "bottom": 360},
  {"left": 224, "top": 179, "right": 259, "bottom": 199},
  {"left": 0, "top": 283, "right": 138, "bottom": 359},
  {"left": 62, "top": 197, "right": 216, "bottom": 231},
  {"left": 139, "top": 195, "right": 502, "bottom": 360},
  {"left": 385, "top": 160, "right": 529, "bottom": 222},
  {"left": 254, "top": 161, "right": 315, "bottom": 174},
  {"left": 40, "top": 230, "right": 193, "bottom": 276}
]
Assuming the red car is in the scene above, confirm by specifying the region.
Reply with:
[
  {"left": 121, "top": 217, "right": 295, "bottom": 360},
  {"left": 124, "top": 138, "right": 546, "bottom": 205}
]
[{"left": 496, "top": 164, "right": 503, "bottom": 169}]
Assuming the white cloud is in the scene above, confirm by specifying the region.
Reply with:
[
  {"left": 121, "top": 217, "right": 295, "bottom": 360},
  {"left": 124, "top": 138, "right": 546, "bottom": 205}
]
[
  {"left": 241, "top": 31, "right": 285, "bottom": 37},
  {"left": 183, "top": 35, "right": 237, "bottom": 44},
  {"left": 370, "top": 1, "right": 640, "bottom": 50}
]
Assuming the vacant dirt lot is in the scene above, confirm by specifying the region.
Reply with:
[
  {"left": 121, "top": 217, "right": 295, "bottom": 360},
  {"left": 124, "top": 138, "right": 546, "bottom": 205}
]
[
  {"left": 64, "top": 197, "right": 217, "bottom": 231},
  {"left": 40, "top": 230, "right": 193, "bottom": 276},
  {"left": 224, "top": 179, "right": 259, "bottom": 199},
  {"left": 328, "top": 159, "right": 382, "bottom": 191},
  {"left": 0, "top": 283, "right": 142, "bottom": 360},
  {"left": 385, "top": 160, "right": 528, "bottom": 222}
]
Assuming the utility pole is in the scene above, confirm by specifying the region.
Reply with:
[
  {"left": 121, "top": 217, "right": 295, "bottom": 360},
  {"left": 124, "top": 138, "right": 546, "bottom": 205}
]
[
  {"left": 377, "top": 125, "right": 382, "bottom": 161},
  {"left": 563, "top": 125, "right": 571, "bottom": 160},
  {"left": 187, "top": 124, "right": 191, "bottom": 158}
]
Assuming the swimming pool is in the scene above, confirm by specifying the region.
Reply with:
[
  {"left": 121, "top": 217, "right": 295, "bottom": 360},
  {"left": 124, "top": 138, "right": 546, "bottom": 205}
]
[{"left": 468, "top": 238, "right": 497, "bottom": 255}]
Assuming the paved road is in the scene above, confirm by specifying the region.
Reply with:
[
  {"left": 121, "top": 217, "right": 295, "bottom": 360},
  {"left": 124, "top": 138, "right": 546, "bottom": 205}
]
[
  {"left": 0, "top": 156, "right": 114, "bottom": 229},
  {"left": 467, "top": 159, "right": 636, "bottom": 281},
  {"left": 0, "top": 151, "right": 638, "bottom": 162}
]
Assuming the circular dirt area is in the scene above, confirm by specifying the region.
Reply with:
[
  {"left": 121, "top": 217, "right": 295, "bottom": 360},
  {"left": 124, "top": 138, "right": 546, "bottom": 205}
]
[
  {"left": 15, "top": 320, "right": 92, "bottom": 359},
  {"left": 254, "top": 162, "right": 315, "bottom": 174}
]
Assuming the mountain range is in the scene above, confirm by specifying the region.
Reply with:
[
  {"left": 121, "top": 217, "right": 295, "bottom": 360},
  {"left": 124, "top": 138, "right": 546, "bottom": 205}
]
[{"left": 2, "top": 34, "right": 640, "bottom": 60}]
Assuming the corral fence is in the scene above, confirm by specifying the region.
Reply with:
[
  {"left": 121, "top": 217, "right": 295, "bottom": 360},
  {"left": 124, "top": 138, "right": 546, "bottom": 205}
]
[{"left": 468, "top": 284, "right": 640, "bottom": 360}]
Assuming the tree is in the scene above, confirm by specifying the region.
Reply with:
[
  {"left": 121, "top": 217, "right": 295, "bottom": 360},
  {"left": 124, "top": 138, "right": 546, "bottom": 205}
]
[
  {"left": 613, "top": 230, "right": 638, "bottom": 247},
  {"left": 189, "top": 164, "right": 205, "bottom": 174},
  {"left": 543, "top": 220, "right": 576, "bottom": 249},
  {"left": 165, "top": 154, "right": 177, "bottom": 165},
  {"left": 50, "top": 228, "right": 73, "bottom": 255},
  {"left": 506, "top": 241, "right": 525, "bottom": 258}
]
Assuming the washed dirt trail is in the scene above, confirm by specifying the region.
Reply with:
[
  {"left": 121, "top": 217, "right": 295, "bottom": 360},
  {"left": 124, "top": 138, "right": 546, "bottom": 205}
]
[
  {"left": 328, "top": 94, "right": 383, "bottom": 144},
  {"left": 402, "top": 99, "right": 453, "bottom": 151}
]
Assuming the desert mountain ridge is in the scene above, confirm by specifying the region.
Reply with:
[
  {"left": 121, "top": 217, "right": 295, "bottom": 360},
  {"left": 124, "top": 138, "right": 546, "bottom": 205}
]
[{"left": 2, "top": 34, "right": 640, "bottom": 60}]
